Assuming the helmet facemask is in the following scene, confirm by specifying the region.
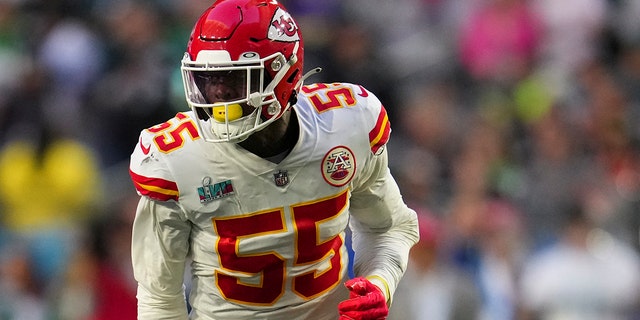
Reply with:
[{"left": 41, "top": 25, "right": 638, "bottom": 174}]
[{"left": 181, "top": 48, "right": 297, "bottom": 143}]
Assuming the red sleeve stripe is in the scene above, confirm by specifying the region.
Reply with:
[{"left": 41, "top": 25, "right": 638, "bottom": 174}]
[
  {"left": 129, "top": 169, "right": 179, "bottom": 201},
  {"left": 369, "top": 106, "right": 391, "bottom": 154}
]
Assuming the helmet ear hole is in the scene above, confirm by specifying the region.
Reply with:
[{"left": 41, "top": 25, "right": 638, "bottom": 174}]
[{"left": 286, "top": 69, "right": 299, "bottom": 84}]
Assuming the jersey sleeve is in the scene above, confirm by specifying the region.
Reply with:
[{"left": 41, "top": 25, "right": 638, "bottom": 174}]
[
  {"left": 130, "top": 127, "right": 190, "bottom": 318},
  {"left": 344, "top": 84, "right": 392, "bottom": 155},
  {"left": 129, "top": 129, "right": 180, "bottom": 202},
  {"left": 348, "top": 86, "right": 420, "bottom": 304},
  {"left": 367, "top": 98, "right": 391, "bottom": 155},
  {"left": 132, "top": 197, "right": 190, "bottom": 319}
]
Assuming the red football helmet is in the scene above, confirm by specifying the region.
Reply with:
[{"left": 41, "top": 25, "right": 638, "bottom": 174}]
[{"left": 181, "top": 0, "right": 305, "bottom": 142}]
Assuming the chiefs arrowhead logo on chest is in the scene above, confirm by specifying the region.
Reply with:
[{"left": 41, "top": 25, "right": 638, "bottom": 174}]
[{"left": 321, "top": 146, "right": 356, "bottom": 187}]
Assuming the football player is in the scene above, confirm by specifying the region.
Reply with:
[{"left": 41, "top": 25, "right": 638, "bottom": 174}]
[{"left": 129, "top": 0, "right": 419, "bottom": 319}]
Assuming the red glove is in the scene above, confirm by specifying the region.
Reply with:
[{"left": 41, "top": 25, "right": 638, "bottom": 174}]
[{"left": 338, "top": 277, "right": 388, "bottom": 320}]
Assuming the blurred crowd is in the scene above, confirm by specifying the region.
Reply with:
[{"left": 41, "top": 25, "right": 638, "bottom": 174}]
[{"left": 0, "top": 0, "right": 640, "bottom": 319}]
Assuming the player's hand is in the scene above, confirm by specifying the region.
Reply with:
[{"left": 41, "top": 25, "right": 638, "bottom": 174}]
[{"left": 338, "top": 277, "right": 388, "bottom": 320}]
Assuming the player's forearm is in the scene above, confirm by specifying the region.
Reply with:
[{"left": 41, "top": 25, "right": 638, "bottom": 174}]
[
  {"left": 137, "top": 284, "right": 189, "bottom": 320},
  {"left": 349, "top": 158, "right": 420, "bottom": 303},
  {"left": 350, "top": 214, "right": 419, "bottom": 303},
  {"left": 132, "top": 198, "right": 192, "bottom": 319}
]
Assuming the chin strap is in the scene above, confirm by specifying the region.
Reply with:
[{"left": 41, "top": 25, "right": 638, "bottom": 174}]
[
  {"left": 297, "top": 67, "right": 322, "bottom": 89},
  {"left": 288, "top": 67, "right": 322, "bottom": 107}
]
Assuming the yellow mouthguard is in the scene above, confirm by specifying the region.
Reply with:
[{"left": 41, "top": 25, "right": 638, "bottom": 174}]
[{"left": 212, "top": 104, "right": 243, "bottom": 122}]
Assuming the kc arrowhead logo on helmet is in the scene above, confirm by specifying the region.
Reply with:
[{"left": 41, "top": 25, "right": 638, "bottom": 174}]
[{"left": 268, "top": 8, "right": 300, "bottom": 42}]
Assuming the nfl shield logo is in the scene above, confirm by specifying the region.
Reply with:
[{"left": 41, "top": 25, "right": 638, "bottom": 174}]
[{"left": 273, "top": 170, "right": 289, "bottom": 187}]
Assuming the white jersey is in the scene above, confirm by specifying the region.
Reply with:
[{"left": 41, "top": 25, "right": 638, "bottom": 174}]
[{"left": 129, "top": 83, "right": 419, "bottom": 320}]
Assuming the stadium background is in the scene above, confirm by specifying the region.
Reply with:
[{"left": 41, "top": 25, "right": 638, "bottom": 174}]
[{"left": 1, "top": 0, "right": 640, "bottom": 319}]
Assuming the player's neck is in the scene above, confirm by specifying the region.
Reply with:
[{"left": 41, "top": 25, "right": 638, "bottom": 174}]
[{"left": 238, "top": 109, "right": 299, "bottom": 161}]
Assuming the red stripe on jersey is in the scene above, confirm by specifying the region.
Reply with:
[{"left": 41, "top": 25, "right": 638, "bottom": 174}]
[
  {"left": 368, "top": 106, "right": 391, "bottom": 154},
  {"left": 129, "top": 169, "right": 179, "bottom": 201}
]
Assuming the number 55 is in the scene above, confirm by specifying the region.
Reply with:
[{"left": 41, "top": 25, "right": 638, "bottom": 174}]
[{"left": 213, "top": 190, "right": 348, "bottom": 305}]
